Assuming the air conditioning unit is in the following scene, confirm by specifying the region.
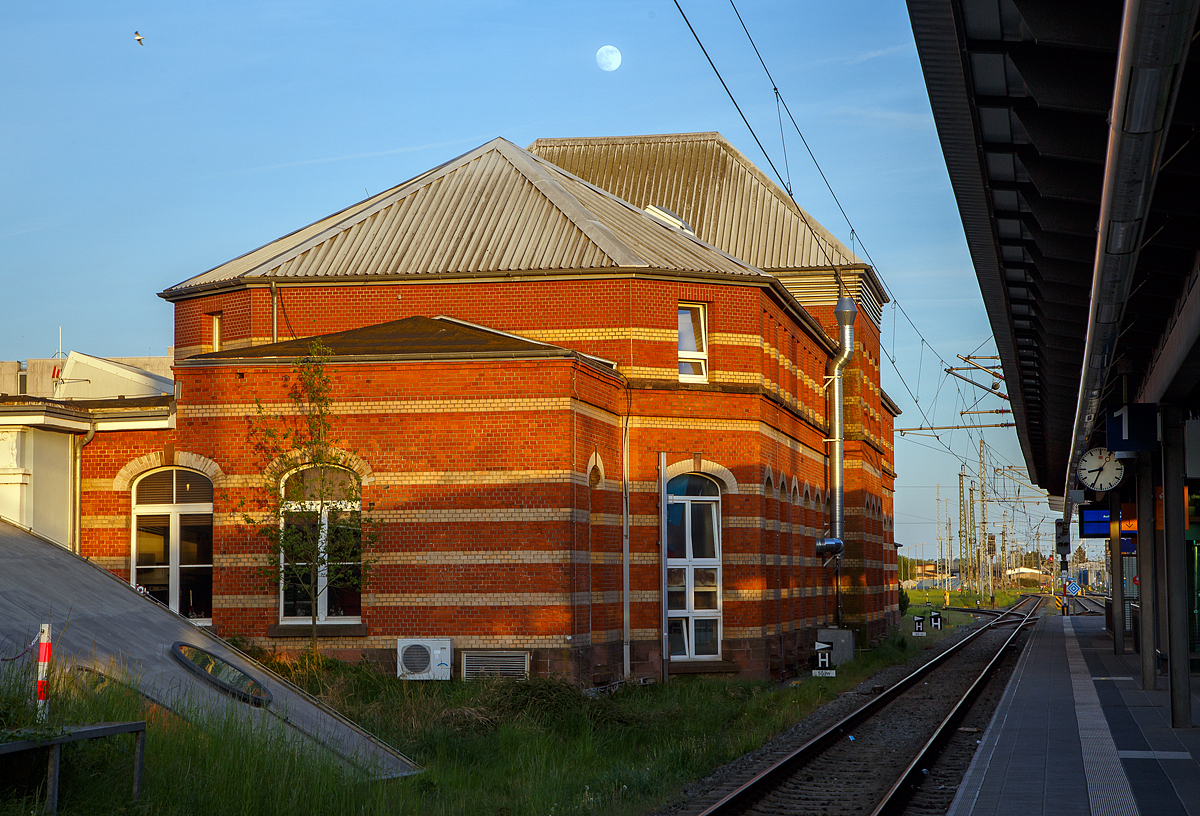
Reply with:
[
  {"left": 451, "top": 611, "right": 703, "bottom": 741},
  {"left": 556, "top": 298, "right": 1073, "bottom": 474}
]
[
  {"left": 396, "top": 638, "right": 452, "bottom": 681},
  {"left": 461, "top": 650, "right": 530, "bottom": 680}
]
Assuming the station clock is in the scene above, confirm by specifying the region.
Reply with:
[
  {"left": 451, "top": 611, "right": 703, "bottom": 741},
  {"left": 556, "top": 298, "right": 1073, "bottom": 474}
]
[{"left": 1077, "top": 447, "right": 1125, "bottom": 491}]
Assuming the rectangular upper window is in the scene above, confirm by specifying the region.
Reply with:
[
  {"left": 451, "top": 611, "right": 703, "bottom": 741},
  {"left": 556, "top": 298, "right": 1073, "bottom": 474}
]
[
  {"left": 210, "top": 313, "right": 223, "bottom": 353},
  {"left": 678, "top": 303, "right": 708, "bottom": 382}
]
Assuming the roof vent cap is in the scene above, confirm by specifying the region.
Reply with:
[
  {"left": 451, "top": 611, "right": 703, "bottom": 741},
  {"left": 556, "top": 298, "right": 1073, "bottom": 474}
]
[{"left": 644, "top": 205, "right": 694, "bottom": 234}]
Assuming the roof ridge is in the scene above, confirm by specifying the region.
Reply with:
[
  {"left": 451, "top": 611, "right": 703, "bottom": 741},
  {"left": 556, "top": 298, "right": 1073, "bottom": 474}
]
[
  {"left": 529, "top": 131, "right": 862, "bottom": 267},
  {"left": 701, "top": 134, "right": 862, "bottom": 266},
  {"left": 517, "top": 147, "right": 765, "bottom": 278},
  {"left": 493, "top": 141, "right": 649, "bottom": 269},
  {"left": 217, "top": 139, "right": 519, "bottom": 284},
  {"left": 161, "top": 146, "right": 492, "bottom": 294},
  {"left": 528, "top": 132, "right": 722, "bottom": 147},
  {"left": 165, "top": 137, "right": 659, "bottom": 292}
]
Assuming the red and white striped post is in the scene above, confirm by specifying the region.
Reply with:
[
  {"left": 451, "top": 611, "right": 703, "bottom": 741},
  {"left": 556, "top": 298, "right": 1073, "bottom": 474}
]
[{"left": 36, "top": 624, "right": 51, "bottom": 722}]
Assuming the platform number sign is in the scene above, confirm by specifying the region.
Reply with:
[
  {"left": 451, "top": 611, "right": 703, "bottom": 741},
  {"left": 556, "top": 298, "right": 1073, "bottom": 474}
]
[{"left": 1107, "top": 404, "right": 1157, "bottom": 453}]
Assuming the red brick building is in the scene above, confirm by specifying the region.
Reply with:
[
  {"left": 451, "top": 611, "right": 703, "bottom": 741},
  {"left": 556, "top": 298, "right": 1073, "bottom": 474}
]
[{"left": 69, "top": 133, "right": 898, "bottom": 681}]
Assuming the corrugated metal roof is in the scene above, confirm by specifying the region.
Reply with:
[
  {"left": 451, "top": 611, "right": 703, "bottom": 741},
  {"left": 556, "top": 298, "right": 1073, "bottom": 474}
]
[
  {"left": 772, "top": 269, "right": 886, "bottom": 326},
  {"left": 527, "top": 132, "right": 862, "bottom": 271},
  {"left": 162, "top": 139, "right": 767, "bottom": 299}
]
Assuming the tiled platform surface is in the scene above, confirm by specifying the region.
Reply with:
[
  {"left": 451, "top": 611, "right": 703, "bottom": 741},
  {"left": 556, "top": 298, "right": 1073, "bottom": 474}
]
[{"left": 949, "top": 614, "right": 1200, "bottom": 816}]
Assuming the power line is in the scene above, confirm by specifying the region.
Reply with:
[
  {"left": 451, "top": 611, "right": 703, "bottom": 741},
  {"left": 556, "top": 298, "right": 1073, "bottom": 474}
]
[
  {"left": 722, "top": 1, "right": 995, "bottom": 461},
  {"left": 673, "top": 0, "right": 846, "bottom": 283},
  {"left": 725, "top": 0, "right": 983, "bottom": 463},
  {"left": 672, "top": 1, "right": 793, "bottom": 223},
  {"left": 678, "top": 2, "right": 1009, "bottom": 474}
]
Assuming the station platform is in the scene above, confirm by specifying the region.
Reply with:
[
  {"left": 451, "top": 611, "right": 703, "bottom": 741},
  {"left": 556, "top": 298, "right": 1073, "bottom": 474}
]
[{"left": 949, "top": 613, "right": 1200, "bottom": 816}]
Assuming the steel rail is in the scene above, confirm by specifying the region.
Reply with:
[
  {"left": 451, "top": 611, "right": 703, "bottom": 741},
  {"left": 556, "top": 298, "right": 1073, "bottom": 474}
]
[
  {"left": 1073, "top": 596, "right": 1106, "bottom": 615},
  {"left": 871, "top": 596, "right": 1042, "bottom": 816},
  {"left": 696, "top": 596, "right": 1040, "bottom": 816}
]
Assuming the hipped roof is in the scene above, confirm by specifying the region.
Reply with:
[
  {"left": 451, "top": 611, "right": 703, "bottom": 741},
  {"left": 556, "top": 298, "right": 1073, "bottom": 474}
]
[
  {"left": 527, "top": 132, "right": 863, "bottom": 271},
  {"left": 161, "top": 138, "right": 769, "bottom": 300},
  {"left": 181, "top": 315, "right": 613, "bottom": 368}
]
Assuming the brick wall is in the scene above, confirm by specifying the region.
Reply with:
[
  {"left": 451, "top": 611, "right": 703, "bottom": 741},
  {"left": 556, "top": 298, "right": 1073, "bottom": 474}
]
[{"left": 80, "top": 274, "right": 897, "bottom": 681}]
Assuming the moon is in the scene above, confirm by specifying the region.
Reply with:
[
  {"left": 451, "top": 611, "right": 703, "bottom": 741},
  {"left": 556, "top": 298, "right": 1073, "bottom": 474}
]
[{"left": 596, "top": 45, "right": 622, "bottom": 72}]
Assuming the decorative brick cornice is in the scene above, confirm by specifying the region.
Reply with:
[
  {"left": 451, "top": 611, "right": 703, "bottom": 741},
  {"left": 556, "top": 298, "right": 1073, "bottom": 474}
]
[
  {"left": 266, "top": 446, "right": 375, "bottom": 487},
  {"left": 112, "top": 450, "right": 228, "bottom": 491},
  {"left": 662, "top": 457, "right": 739, "bottom": 494}
]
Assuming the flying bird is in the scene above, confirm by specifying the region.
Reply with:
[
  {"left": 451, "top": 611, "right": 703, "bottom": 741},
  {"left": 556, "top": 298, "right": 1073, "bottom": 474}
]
[{"left": 134, "top": 31, "right": 144, "bottom": 46}]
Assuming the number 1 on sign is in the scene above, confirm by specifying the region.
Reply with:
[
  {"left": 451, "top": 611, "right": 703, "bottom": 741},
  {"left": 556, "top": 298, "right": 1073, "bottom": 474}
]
[{"left": 1114, "top": 405, "right": 1128, "bottom": 441}]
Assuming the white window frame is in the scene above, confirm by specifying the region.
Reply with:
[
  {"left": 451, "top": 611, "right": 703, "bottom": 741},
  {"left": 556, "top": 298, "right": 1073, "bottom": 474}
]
[
  {"left": 678, "top": 303, "right": 709, "bottom": 383},
  {"left": 211, "top": 313, "right": 222, "bottom": 352},
  {"left": 665, "top": 477, "right": 722, "bottom": 660},
  {"left": 279, "top": 472, "right": 361, "bottom": 624},
  {"left": 130, "top": 469, "right": 214, "bottom": 626}
]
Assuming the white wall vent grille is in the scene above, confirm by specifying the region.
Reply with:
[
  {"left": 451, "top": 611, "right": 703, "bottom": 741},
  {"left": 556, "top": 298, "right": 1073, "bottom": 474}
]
[
  {"left": 460, "top": 651, "right": 530, "bottom": 681},
  {"left": 396, "top": 638, "right": 452, "bottom": 681}
]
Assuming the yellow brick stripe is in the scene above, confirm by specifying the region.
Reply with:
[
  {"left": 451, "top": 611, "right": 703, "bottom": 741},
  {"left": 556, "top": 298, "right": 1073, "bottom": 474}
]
[
  {"left": 81, "top": 516, "right": 130, "bottom": 529},
  {"left": 182, "top": 397, "right": 576, "bottom": 419},
  {"left": 213, "top": 595, "right": 275, "bottom": 609},
  {"left": 513, "top": 327, "right": 676, "bottom": 343},
  {"left": 89, "top": 556, "right": 127, "bottom": 571},
  {"left": 214, "top": 554, "right": 271, "bottom": 568},
  {"left": 364, "top": 592, "right": 572, "bottom": 606}
]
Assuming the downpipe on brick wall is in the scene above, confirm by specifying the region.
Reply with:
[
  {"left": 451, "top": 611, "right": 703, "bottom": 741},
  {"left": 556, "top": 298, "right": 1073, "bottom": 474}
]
[
  {"left": 822, "top": 296, "right": 856, "bottom": 628},
  {"left": 622, "top": 412, "right": 631, "bottom": 679},
  {"left": 72, "top": 421, "right": 96, "bottom": 554}
]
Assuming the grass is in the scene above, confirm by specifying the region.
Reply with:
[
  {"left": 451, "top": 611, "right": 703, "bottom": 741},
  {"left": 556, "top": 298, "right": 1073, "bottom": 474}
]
[
  {"left": 0, "top": 657, "right": 385, "bottom": 816},
  {"left": 907, "top": 587, "right": 1028, "bottom": 610},
  {"left": 0, "top": 608, "right": 1003, "bottom": 815}
]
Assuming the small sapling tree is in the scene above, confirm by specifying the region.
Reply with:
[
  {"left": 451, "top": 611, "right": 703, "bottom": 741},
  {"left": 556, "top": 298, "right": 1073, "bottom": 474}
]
[{"left": 246, "top": 341, "right": 377, "bottom": 655}]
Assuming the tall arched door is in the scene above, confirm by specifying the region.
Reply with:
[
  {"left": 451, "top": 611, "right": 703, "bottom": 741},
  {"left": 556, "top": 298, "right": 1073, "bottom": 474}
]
[
  {"left": 666, "top": 473, "right": 721, "bottom": 659},
  {"left": 131, "top": 468, "right": 214, "bottom": 622}
]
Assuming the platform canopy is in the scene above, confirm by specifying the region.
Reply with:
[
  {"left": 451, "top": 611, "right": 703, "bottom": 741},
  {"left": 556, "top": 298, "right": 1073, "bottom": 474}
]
[{"left": 908, "top": 0, "right": 1200, "bottom": 494}]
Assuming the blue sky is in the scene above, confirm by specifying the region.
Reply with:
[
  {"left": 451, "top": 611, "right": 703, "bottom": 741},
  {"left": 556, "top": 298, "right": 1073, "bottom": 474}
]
[{"left": 1, "top": 1, "right": 1061, "bottom": 559}]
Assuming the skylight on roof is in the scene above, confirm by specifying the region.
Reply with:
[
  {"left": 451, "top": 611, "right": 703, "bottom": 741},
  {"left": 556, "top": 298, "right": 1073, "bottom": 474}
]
[{"left": 644, "top": 205, "right": 694, "bottom": 234}]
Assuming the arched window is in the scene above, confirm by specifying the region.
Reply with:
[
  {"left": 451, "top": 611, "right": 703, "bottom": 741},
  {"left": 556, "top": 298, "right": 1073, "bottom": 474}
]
[
  {"left": 665, "top": 473, "right": 721, "bottom": 660},
  {"left": 280, "top": 466, "right": 362, "bottom": 623},
  {"left": 132, "top": 469, "right": 214, "bottom": 621}
]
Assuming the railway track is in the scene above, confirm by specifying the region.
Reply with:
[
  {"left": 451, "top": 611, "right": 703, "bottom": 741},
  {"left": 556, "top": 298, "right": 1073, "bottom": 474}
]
[
  {"left": 695, "top": 596, "right": 1042, "bottom": 816},
  {"left": 1072, "top": 595, "right": 1106, "bottom": 615}
]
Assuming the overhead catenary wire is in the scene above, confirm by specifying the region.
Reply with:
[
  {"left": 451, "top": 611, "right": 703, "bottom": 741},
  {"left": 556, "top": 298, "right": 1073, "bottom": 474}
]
[
  {"left": 724, "top": 4, "right": 977, "bottom": 384},
  {"left": 673, "top": 0, "right": 845, "bottom": 287},
  {"left": 720, "top": 1, "right": 984, "bottom": 463},
  {"left": 678, "top": 2, "right": 1055, "bottom": 541},
  {"left": 672, "top": 7, "right": 998, "bottom": 488}
]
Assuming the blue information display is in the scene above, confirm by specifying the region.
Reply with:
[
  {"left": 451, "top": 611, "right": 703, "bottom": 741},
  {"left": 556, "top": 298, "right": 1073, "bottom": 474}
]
[{"left": 1078, "top": 505, "right": 1111, "bottom": 538}]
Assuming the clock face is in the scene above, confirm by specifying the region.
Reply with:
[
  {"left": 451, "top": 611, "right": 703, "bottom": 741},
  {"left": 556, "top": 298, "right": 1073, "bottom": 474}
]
[{"left": 1078, "top": 447, "right": 1125, "bottom": 491}]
